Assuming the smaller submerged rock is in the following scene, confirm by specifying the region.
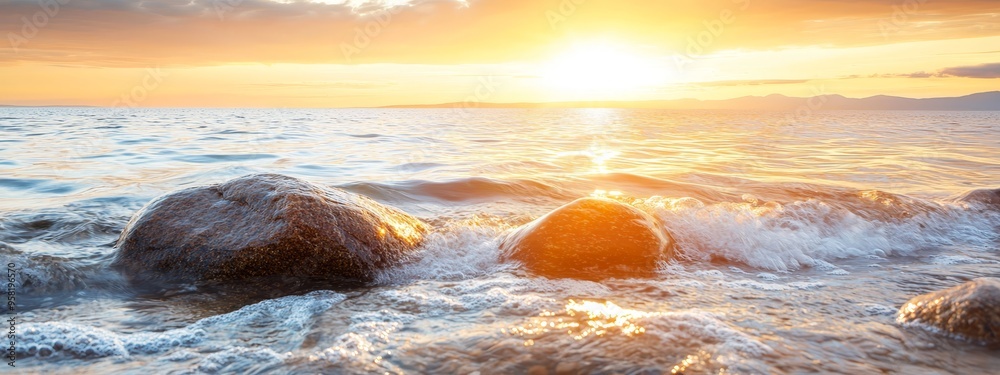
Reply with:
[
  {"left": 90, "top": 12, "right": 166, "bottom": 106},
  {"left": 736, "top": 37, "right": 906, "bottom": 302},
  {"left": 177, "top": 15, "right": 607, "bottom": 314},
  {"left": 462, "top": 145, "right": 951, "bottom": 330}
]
[
  {"left": 113, "top": 174, "right": 428, "bottom": 284},
  {"left": 957, "top": 188, "right": 1000, "bottom": 207},
  {"left": 500, "top": 197, "right": 675, "bottom": 279},
  {"left": 897, "top": 278, "right": 1000, "bottom": 345}
]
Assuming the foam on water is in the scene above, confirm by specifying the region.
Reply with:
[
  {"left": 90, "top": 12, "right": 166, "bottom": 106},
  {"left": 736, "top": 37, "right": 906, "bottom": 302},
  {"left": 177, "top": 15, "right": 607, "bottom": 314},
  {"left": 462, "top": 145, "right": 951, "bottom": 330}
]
[
  {"left": 643, "top": 196, "right": 1000, "bottom": 272},
  {"left": 196, "top": 347, "right": 289, "bottom": 374},
  {"left": 308, "top": 309, "right": 415, "bottom": 374},
  {"left": 5, "top": 109, "right": 1000, "bottom": 373},
  {"left": 375, "top": 217, "right": 515, "bottom": 284},
  {"left": 18, "top": 290, "right": 345, "bottom": 362},
  {"left": 18, "top": 321, "right": 206, "bottom": 360},
  {"left": 722, "top": 279, "right": 825, "bottom": 291},
  {"left": 376, "top": 279, "right": 561, "bottom": 317},
  {"left": 503, "top": 300, "right": 774, "bottom": 373},
  {"left": 926, "top": 254, "right": 995, "bottom": 265},
  {"left": 194, "top": 290, "right": 345, "bottom": 333}
]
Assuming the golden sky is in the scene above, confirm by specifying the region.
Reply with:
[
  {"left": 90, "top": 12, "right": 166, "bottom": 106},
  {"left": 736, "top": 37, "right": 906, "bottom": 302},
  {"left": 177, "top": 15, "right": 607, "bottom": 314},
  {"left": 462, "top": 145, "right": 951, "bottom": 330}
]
[{"left": 1, "top": 0, "right": 999, "bottom": 107}]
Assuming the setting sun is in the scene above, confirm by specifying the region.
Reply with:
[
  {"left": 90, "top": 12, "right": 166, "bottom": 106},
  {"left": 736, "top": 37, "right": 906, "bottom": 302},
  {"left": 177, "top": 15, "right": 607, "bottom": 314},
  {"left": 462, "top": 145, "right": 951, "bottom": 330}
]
[{"left": 540, "top": 42, "right": 674, "bottom": 96}]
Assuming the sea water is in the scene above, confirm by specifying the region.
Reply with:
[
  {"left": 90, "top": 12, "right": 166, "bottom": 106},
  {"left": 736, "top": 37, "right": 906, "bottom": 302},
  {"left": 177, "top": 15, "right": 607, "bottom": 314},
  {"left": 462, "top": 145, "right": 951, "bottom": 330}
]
[{"left": 1, "top": 108, "right": 998, "bottom": 374}]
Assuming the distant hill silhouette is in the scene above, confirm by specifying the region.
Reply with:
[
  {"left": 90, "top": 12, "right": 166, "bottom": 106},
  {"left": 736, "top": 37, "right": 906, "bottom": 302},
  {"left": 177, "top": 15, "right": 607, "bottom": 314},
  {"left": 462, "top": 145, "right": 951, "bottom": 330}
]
[{"left": 384, "top": 91, "right": 1000, "bottom": 111}]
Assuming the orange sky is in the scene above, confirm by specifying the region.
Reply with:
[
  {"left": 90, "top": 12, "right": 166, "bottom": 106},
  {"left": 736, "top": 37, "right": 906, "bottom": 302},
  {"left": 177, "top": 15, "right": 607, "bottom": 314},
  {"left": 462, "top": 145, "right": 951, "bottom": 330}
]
[{"left": 1, "top": 0, "right": 999, "bottom": 107}]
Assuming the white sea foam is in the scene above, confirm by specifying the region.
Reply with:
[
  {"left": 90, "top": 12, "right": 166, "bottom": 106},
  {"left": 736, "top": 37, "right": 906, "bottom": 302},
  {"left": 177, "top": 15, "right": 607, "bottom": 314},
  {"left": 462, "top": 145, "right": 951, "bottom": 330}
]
[
  {"left": 514, "top": 300, "right": 773, "bottom": 371},
  {"left": 376, "top": 221, "right": 514, "bottom": 284},
  {"left": 861, "top": 304, "right": 897, "bottom": 316},
  {"left": 926, "top": 255, "right": 994, "bottom": 265},
  {"left": 194, "top": 290, "right": 345, "bottom": 333},
  {"left": 376, "top": 274, "right": 580, "bottom": 317},
  {"left": 641, "top": 311, "right": 774, "bottom": 358},
  {"left": 196, "top": 347, "right": 289, "bottom": 374},
  {"left": 757, "top": 273, "right": 781, "bottom": 281},
  {"left": 720, "top": 279, "right": 826, "bottom": 291},
  {"left": 18, "top": 290, "right": 344, "bottom": 360},
  {"left": 308, "top": 309, "right": 415, "bottom": 374},
  {"left": 644, "top": 197, "right": 1000, "bottom": 272}
]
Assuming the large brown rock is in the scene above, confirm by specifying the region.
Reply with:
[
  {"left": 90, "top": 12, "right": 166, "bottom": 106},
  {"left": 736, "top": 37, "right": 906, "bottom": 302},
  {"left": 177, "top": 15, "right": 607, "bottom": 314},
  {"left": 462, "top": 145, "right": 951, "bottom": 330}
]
[
  {"left": 113, "top": 174, "right": 427, "bottom": 283},
  {"left": 897, "top": 278, "right": 1000, "bottom": 344},
  {"left": 500, "top": 197, "right": 675, "bottom": 279}
]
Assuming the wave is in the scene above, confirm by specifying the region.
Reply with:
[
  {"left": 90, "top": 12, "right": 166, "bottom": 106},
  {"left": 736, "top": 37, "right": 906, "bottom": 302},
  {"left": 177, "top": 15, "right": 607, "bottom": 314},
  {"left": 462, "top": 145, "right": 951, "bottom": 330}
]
[
  {"left": 340, "top": 177, "right": 575, "bottom": 204},
  {"left": 374, "top": 185, "right": 1000, "bottom": 280},
  {"left": 640, "top": 192, "right": 1000, "bottom": 272},
  {"left": 17, "top": 290, "right": 345, "bottom": 361},
  {"left": 4, "top": 175, "right": 999, "bottom": 299}
]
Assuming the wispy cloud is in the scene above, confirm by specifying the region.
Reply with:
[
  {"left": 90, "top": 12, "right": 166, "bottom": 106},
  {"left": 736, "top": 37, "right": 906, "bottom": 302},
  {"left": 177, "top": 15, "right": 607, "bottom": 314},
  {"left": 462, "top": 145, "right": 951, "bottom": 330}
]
[
  {"left": 2, "top": 0, "right": 999, "bottom": 67},
  {"left": 868, "top": 62, "right": 1000, "bottom": 79},
  {"left": 697, "top": 79, "right": 810, "bottom": 87},
  {"left": 939, "top": 62, "right": 1000, "bottom": 78},
  {"left": 242, "top": 81, "right": 397, "bottom": 89}
]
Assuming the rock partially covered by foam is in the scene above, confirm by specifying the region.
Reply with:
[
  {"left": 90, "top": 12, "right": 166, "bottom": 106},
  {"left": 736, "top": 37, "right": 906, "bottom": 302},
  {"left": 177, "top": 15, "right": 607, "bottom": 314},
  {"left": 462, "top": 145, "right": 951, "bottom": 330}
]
[
  {"left": 500, "top": 197, "right": 675, "bottom": 279},
  {"left": 958, "top": 188, "right": 1000, "bottom": 206},
  {"left": 113, "top": 174, "right": 427, "bottom": 283},
  {"left": 897, "top": 278, "right": 1000, "bottom": 344}
]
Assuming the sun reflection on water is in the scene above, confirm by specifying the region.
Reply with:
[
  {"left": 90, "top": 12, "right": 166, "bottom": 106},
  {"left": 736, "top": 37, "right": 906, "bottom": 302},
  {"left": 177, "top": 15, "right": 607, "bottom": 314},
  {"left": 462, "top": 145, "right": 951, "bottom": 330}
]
[
  {"left": 506, "top": 300, "right": 651, "bottom": 342},
  {"left": 556, "top": 145, "right": 621, "bottom": 174},
  {"left": 590, "top": 189, "right": 624, "bottom": 199}
]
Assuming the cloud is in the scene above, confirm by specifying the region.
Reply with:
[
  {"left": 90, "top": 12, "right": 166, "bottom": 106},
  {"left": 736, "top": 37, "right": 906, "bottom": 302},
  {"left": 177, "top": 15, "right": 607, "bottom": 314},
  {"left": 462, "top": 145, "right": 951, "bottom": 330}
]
[
  {"left": 939, "top": 62, "right": 1000, "bottom": 78},
  {"left": 697, "top": 79, "right": 810, "bottom": 87},
  {"left": 243, "top": 81, "right": 397, "bottom": 88},
  {"left": 1, "top": 0, "right": 999, "bottom": 67},
  {"left": 869, "top": 63, "right": 1000, "bottom": 79}
]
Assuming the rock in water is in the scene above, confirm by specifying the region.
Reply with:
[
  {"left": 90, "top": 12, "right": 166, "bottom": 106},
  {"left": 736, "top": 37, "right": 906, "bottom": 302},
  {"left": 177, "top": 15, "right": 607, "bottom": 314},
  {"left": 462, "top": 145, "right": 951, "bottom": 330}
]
[
  {"left": 113, "top": 174, "right": 427, "bottom": 283},
  {"left": 500, "top": 197, "right": 675, "bottom": 279},
  {"left": 897, "top": 278, "right": 1000, "bottom": 344},
  {"left": 957, "top": 188, "right": 1000, "bottom": 206}
]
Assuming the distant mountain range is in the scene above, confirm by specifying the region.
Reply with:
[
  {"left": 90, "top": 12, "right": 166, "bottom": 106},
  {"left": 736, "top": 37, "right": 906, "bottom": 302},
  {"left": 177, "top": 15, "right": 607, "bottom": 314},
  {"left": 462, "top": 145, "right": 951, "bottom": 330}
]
[
  {"left": 3, "top": 92, "right": 998, "bottom": 110},
  {"left": 384, "top": 91, "right": 1000, "bottom": 111}
]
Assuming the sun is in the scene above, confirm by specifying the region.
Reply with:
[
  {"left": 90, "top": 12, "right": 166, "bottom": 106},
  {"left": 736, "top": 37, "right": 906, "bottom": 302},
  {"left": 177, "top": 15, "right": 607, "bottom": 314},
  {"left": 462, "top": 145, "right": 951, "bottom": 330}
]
[{"left": 540, "top": 42, "right": 673, "bottom": 97}]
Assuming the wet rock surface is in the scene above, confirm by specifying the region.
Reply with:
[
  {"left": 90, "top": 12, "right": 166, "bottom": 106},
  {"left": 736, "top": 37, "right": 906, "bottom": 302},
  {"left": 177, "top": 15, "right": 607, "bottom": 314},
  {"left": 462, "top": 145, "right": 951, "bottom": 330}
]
[
  {"left": 897, "top": 277, "right": 1000, "bottom": 345},
  {"left": 958, "top": 188, "right": 1000, "bottom": 206},
  {"left": 113, "top": 174, "right": 428, "bottom": 283},
  {"left": 501, "top": 197, "right": 675, "bottom": 279}
]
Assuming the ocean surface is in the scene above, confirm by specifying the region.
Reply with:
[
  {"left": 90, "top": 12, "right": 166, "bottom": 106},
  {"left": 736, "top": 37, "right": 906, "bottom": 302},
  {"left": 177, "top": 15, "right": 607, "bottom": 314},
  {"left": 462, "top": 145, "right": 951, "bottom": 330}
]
[{"left": 1, "top": 107, "right": 999, "bottom": 374}]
